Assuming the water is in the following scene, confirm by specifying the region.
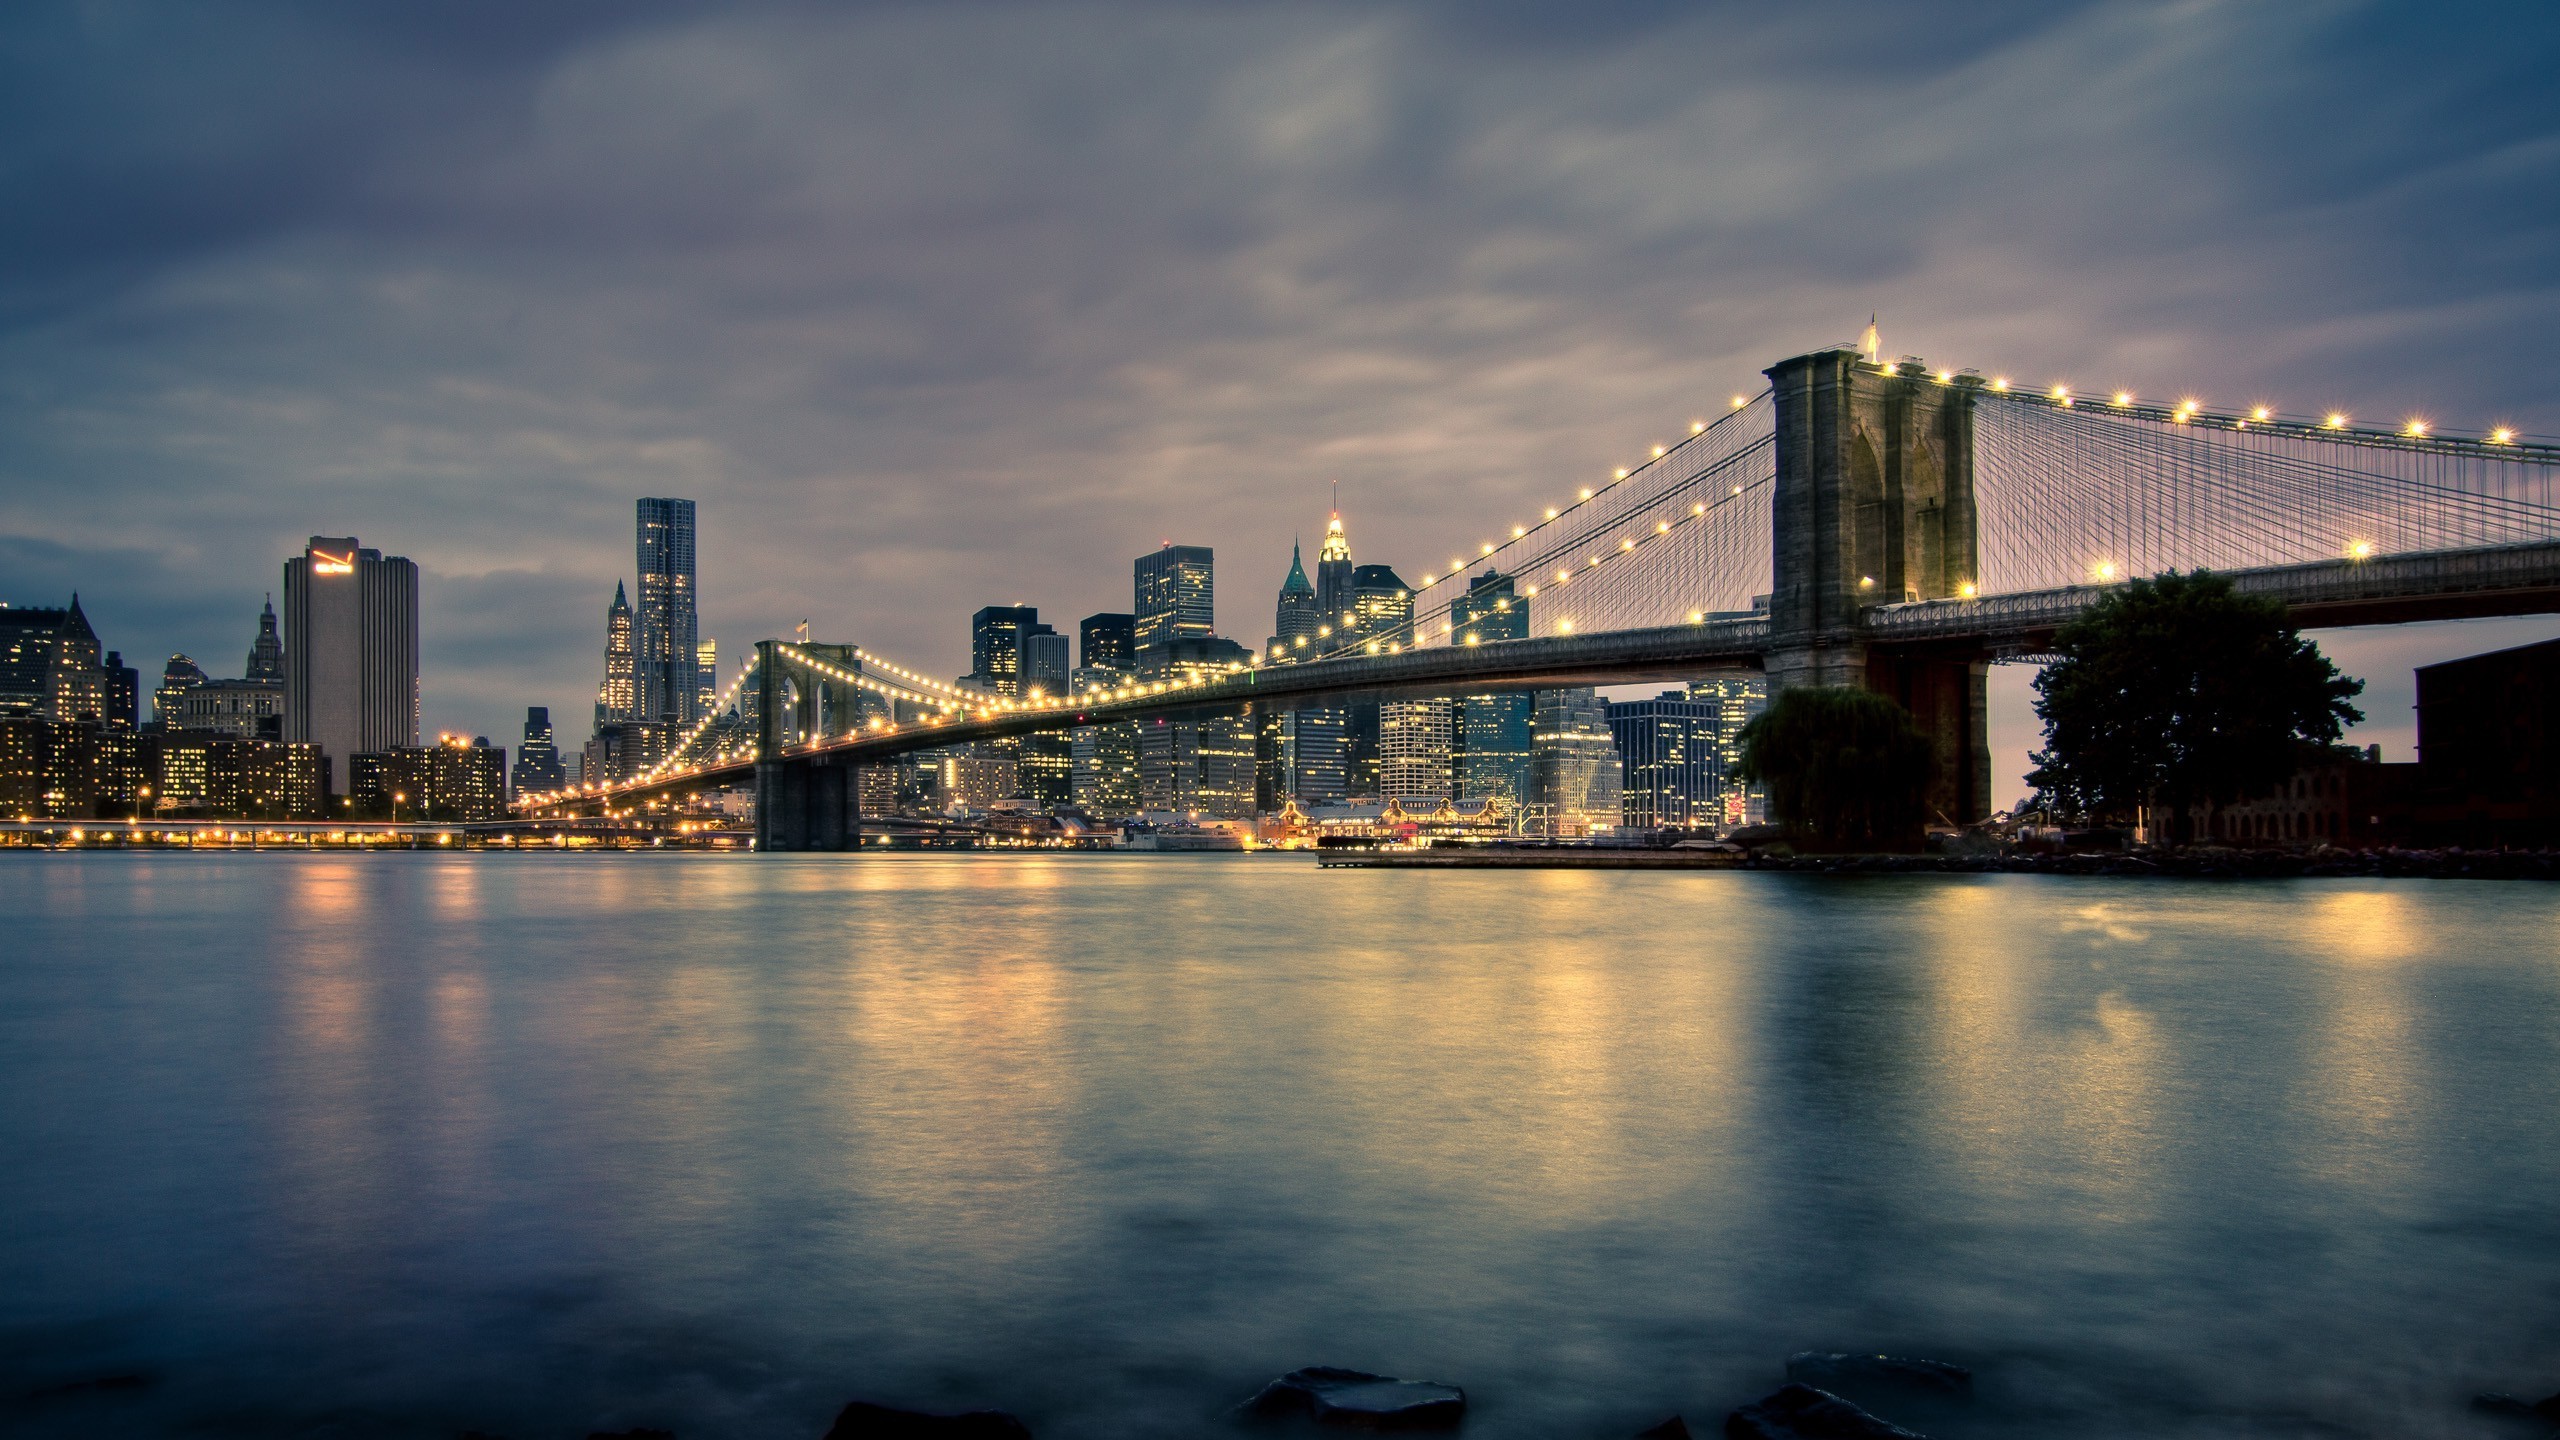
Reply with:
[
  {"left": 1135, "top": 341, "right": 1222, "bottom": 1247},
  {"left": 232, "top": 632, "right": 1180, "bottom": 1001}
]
[{"left": 2, "top": 854, "right": 2556, "bottom": 1439}]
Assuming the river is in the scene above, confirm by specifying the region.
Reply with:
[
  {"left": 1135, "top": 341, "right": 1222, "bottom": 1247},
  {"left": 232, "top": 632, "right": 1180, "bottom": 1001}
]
[{"left": 2, "top": 853, "right": 2555, "bottom": 1438}]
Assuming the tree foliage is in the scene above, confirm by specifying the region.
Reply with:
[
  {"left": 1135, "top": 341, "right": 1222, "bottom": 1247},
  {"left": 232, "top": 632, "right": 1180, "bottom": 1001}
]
[
  {"left": 2026, "top": 570, "right": 2363, "bottom": 833},
  {"left": 1735, "top": 686, "right": 1935, "bottom": 851}
]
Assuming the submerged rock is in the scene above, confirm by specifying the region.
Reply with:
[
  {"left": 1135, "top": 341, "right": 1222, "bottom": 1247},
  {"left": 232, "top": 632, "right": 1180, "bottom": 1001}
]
[
  {"left": 2471, "top": 1391, "right": 2560, "bottom": 1423},
  {"left": 1725, "top": 1384, "right": 1928, "bottom": 1440},
  {"left": 1634, "top": 1417, "right": 1693, "bottom": 1439},
  {"left": 1242, "top": 1367, "right": 1467, "bottom": 1430},
  {"left": 1782, "top": 1354, "right": 1971, "bottom": 1398},
  {"left": 823, "top": 1401, "right": 1034, "bottom": 1440}
]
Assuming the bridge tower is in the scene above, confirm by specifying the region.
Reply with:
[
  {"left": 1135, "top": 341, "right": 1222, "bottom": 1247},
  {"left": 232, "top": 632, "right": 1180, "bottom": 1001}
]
[
  {"left": 753, "top": 640, "right": 868, "bottom": 851},
  {"left": 1764, "top": 349, "right": 1993, "bottom": 824}
]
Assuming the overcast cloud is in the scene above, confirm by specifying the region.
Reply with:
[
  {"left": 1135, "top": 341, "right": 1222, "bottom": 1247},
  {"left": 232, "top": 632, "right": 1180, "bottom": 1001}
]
[{"left": 5, "top": 0, "right": 2558, "bottom": 798}]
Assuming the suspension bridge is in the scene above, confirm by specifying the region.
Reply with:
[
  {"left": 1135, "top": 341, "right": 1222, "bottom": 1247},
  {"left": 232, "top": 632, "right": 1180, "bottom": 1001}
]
[{"left": 521, "top": 345, "right": 2560, "bottom": 849}]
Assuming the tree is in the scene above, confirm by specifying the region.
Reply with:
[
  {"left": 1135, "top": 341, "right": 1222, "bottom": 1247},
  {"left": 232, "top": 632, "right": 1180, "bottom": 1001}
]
[
  {"left": 2026, "top": 570, "right": 2363, "bottom": 840},
  {"left": 1735, "top": 686, "right": 1935, "bottom": 851}
]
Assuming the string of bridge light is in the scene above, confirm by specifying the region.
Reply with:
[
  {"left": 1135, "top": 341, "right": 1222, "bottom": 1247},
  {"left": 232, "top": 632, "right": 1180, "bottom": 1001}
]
[
  {"left": 634, "top": 654, "right": 765, "bottom": 784},
  {"left": 1262, "top": 393, "right": 1774, "bottom": 660},
  {"left": 1893, "top": 359, "right": 2550, "bottom": 456},
  {"left": 1263, "top": 465, "right": 1776, "bottom": 660}
]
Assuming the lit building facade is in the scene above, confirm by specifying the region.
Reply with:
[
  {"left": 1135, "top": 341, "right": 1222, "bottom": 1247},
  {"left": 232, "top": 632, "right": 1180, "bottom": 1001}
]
[
  {"left": 283, "top": 536, "right": 420, "bottom": 791},
  {"left": 1379, "top": 696, "right": 1454, "bottom": 803},
  {"left": 1451, "top": 570, "right": 1531, "bottom": 811},
  {"left": 635, "top": 497, "right": 700, "bottom": 726},
  {"left": 1608, "top": 691, "right": 1724, "bottom": 829},
  {"left": 597, "top": 582, "right": 636, "bottom": 727},
  {"left": 0, "top": 596, "right": 109, "bottom": 724},
  {"left": 1134, "top": 637, "right": 1256, "bottom": 819},
  {"left": 1133, "top": 545, "right": 1215, "bottom": 667},
  {"left": 1263, "top": 540, "right": 1348, "bottom": 808},
  {"left": 1530, "top": 687, "right": 1624, "bottom": 836},
  {"left": 1071, "top": 664, "right": 1141, "bottom": 819},
  {"left": 697, "top": 638, "right": 719, "bottom": 719},
  {"left": 1080, "top": 613, "right": 1136, "bottom": 671},
  {"left": 1688, "top": 670, "right": 1770, "bottom": 824}
]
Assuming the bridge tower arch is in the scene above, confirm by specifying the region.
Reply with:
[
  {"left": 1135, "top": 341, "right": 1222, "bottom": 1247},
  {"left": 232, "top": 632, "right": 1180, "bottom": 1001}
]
[
  {"left": 753, "top": 639, "right": 867, "bottom": 851},
  {"left": 1765, "top": 350, "right": 1993, "bottom": 824}
]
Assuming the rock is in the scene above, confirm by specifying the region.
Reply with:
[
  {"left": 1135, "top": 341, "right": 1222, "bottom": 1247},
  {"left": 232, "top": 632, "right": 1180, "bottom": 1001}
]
[
  {"left": 823, "top": 1402, "right": 1033, "bottom": 1440},
  {"left": 1782, "top": 1354, "right": 1970, "bottom": 1398},
  {"left": 1724, "top": 1384, "right": 1928, "bottom": 1440},
  {"left": 1635, "top": 1417, "right": 1694, "bottom": 1439},
  {"left": 1242, "top": 1367, "right": 1467, "bottom": 1430},
  {"left": 23, "top": 1373, "right": 154, "bottom": 1402},
  {"left": 2471, "top": 1391, "right": 2560, "bottom": 1423}
]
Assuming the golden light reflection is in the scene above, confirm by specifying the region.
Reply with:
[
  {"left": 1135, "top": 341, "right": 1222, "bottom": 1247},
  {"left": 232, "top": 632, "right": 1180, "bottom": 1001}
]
[{"left": 2297, "top": 889, "right": 2427, "bottom": 1192}]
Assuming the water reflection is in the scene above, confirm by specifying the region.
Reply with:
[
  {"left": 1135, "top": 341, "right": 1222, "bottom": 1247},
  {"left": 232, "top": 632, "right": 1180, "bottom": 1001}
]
[{"left": 2, "top": 859, "right": 2559, "bottom": 1440}]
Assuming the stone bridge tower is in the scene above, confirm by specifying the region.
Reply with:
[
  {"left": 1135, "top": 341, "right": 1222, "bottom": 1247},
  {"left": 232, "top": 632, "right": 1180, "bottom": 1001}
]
[
  {"left": 1764, "top": 350, "right": 1993, "bottom": 824},
  {"left": 753, "top": 639, "right": 868, "bottom": 850}
]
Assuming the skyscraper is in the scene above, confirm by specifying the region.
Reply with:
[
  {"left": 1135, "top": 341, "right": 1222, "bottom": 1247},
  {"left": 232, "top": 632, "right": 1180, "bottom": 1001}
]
[
  {"left": 284, "top": 536, "right": 420, "bottom": 784},
  {"left": 1272, "top": 540, "right": 1319, "bottom": 655},
  {"left": 1133, "top": 545, "right": 1214, "bottom": 668},
  {"left": 1081, "top": 612, "right": 1136, "bottom": 671},
  {"left": 1019, "top": 627, "right": 1073, "bottom": 805},
  {"left": 1689, "top": 671, "right": 1770, "bottom": 824},
  {"left": 1451, "top": 570, "right": 1531, "bottom": 810},
  {"left": 510, "top": 706, "right": 568, "bottom": 796},
  {"left": 969, "top": 606, "right": 1046, "bottom": 696},
  {"left": 1379, "top": 696, "right": 1454, "bottom": 802},
  {"left": 635, "top": 498, "right": 699, "bottom": 726},
  {"left": 1530, "top": 687, "right": 1623, "bottom": 837},
  {"left": 1134, "top": 636, "right": 1255, "bottom": 818},
  {"left": 100, "top": 651, "right": 138, "bottom": 730},
  {"left": 1342, "top": 563, "right": 1413, "bottom": 796},
  {"left": 1316, "top": 506, "right": 1354, "bottom": 637},
  {"left": 1609, "top": 691, "right": 1723, "bottom": 829},
  {"left": 697, "top": 638, "right": 719, "bottom": 719},
  {"left": 0, "top": 596, "right": 106, "bottom": 723},
  {"left": 1071, "top": 660, "right": 1140, "bottom": 818},
  {"left": 1263, "top": 541, "right": 1348, "bottom": 807},
  {"left": 596, "top": 582, "right": 636, "bottom": 728}
]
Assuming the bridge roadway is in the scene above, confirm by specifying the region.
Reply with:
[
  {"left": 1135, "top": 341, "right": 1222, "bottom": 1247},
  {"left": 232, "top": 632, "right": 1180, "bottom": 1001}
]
[{"left": 554, "top": 538, "right": 2560, "bottom": 814}]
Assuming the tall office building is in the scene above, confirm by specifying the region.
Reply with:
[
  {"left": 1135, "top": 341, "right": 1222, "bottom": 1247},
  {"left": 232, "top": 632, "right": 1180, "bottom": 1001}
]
[
  {"left": 1342, "top": 562, "right": 1413, "bottom": 796},
  {"left": 1530, "top": 687, "right": 1623, "bottom": 836},
  {"left": 1133, "top": 545, "right": 1214, "bottom": 667},
  {"left": 697, "top": 638, "right": 719, "bottom": 719},
  {"left": 1316, "top": 507, "right": 1354, "bottom": 637},
  {"left": 635, "top": 498, "right": 699, "bottom": 726},
  {"left": 969, "top": 606, "right": 1047, "bottom": 696},
  {"left": 1020, "top": 628, "right": 1073, "bottom": 805},
  {"left": 284, "top": 536, "right": 419, "bottom": 783},
  {"left": 1263, "top": 541, "right": 1348, "bottom": 806},
  {"left": 153, "top": 654, "right": 207, "bottom": 729},
  {"left": 510, "top": 706, "right": 567, "bottom": 796},
  {"left": 1070, "top": 662, "right": 1140, "bottom": 818},
  {"left": 100, "top": 651, "right": 138, "bottom": 730},
  {"left": 1134, "top": 637, "right": 1256, "bottom": 818},
  {"left": 0, "top": 596, "right": 108, "bottom": 723},
  {"left": 1379, "top": 696, "right": 1454, "bottom": 802},
  {"left": 1081, "top": 612, "right": 1136, "bottom": 671},
  {"left": 1451, "top": 570, "right": 1531, "bottom": 810},
  {"left": 1689, "top": 671, "right": 1770, "bottom": 824},
  {"left": 1271, "top": 541, "right": 1319, "bottom": 655},
  {"left": 597, "top": 582, "right": 636, "bottom": 728},
  {"left": 1609, "top": 691, "right": 1723, "bottom": 829},
  {"left": 246, "top": 597, "right": 284, "bottom": 682}
]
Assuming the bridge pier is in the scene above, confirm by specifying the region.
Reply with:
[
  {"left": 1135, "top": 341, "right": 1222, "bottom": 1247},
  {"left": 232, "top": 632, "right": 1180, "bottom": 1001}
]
[
  {"left": 1766, "top": 348, "right": 1994, "bottom": 824},
  {"left": 755, "top": 757, "right": 862, "bottom": 851}
]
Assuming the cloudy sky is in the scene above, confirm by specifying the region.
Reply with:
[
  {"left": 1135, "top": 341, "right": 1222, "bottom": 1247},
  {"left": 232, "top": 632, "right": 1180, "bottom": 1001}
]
[{"left": 5, "top": 0, "right": 2557, "bottom": 799}]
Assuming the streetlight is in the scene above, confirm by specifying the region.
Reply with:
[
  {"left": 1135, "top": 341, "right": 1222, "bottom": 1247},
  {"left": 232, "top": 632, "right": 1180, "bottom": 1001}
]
[
  {"left": 135, "top": 784, "right": 151, "bottom": 823},
  {"left": 392, "top": 790, "right": 405, "bottom": 825}
]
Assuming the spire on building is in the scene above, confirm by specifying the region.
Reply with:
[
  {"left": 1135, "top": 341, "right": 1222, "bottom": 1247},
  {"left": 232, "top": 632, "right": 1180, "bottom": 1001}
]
[
  {"left": 1861, "top": 315, "right": 1881, "bottom": 364},
  {"left": 1281, "top": 538, "right": 1313, "bottom": 596}
]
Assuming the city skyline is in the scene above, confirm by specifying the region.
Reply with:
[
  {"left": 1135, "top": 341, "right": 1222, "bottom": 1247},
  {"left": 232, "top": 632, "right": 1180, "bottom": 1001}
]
[{"left": 4, "top": 7, "right": 2558, "bottom": 802}]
